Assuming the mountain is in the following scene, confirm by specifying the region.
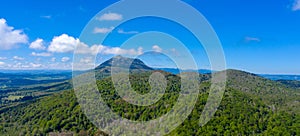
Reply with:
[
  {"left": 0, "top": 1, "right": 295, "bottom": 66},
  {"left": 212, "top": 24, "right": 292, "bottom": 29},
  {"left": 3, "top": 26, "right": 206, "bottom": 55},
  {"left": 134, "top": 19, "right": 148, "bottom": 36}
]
[
  {"left": 95, "top": 55, "right": 153, "bottom": 72},
  {"left": 94, "top": 55, "right": 153, "bottom": 79},
  {"left": 0, "top": 57, "right": 300, "bottom": 135}
]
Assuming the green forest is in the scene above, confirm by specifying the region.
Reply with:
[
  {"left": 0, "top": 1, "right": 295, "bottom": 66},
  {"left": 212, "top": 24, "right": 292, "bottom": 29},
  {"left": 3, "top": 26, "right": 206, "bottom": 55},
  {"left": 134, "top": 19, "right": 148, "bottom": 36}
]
[{"left": 0, "top": 69, "right": 299, "bottom": 135}]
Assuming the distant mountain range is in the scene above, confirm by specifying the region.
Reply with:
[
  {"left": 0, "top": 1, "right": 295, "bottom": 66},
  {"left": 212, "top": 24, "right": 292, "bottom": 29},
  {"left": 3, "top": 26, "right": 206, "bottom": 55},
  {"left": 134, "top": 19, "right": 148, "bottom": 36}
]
[
  {"left": 1, "top": 56, "right": 299, "bottom": 82},
  {"left": 155, "top": 68, "right": 213, "bottom": 74},
  {"left": 259, "top": 74, "right": 300, "bottom": 81},
  {"left": 94, "top": 55, "right": 300, "bottom": 81}
]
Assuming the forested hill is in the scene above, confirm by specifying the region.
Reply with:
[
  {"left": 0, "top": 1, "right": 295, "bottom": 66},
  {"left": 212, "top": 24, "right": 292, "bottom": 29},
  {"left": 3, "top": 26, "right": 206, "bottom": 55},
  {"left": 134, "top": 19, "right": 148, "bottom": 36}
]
[
  {"left": 225, "top": 69, "right": 300, "bottom": 113},
  {"left": 0, "top": 69, "right": 299, "bottom": 135}
]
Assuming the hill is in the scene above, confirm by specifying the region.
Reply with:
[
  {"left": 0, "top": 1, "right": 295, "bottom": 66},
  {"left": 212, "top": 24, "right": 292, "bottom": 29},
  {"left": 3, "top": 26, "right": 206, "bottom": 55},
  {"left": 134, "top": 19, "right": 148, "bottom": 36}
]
[
  {"left": 0, "top": 57, "right": 299, "bottom": 135},
  {"left": 225, "top": 69, "right": 300, "bottom": 113}
]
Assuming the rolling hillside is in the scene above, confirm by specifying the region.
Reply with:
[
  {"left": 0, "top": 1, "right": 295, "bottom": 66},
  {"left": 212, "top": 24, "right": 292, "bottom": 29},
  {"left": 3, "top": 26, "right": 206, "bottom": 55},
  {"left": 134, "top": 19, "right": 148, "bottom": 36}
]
[
  {"left": 225, "top": 69, "right": 300, "bottom": 113},
  {"left": 0, "top": 56, "right": 299, "bottom": 135}
]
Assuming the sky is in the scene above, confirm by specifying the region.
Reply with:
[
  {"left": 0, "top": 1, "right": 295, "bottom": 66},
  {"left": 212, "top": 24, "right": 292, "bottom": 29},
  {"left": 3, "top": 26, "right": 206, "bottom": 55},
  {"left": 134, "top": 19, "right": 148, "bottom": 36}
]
[{"left": 0, "top": 0, "right": 300, "bottom": 74}]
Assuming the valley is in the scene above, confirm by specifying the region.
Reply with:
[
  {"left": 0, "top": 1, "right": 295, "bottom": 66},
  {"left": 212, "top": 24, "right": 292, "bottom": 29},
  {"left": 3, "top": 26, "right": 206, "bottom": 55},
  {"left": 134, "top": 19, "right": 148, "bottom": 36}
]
[{"left": 0, "top": 71, "right": 72, "bottom": 112}]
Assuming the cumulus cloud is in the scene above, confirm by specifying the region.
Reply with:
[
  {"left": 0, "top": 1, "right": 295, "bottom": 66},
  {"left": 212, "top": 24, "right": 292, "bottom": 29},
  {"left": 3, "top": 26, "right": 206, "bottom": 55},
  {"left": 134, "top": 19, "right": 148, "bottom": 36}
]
[
  {"left": 80, "top": 57, "right": 92, "bottom": 63},
  {"left": 118, "top": 29, "right": 139, "bottom": 34},
  {"left": 93, "top": 27, "right": 114, "bottom": 34},
  {"left": 293, "top": 0, "right": 300, "bottom": 11},
  {"left": 0, "top": 57, "right": 7, "bottom": 60},
  {"left": 76, "top": 44, "right": 143, "bottom": 55},
  {"left": 0, "top": 61, "right": 5, "bottom": 66},
  {"left": 29, "top": 38, "right": 46, "bottom": 50},
  {"left": 137, "top": 47, "right": 143, "bottom": 55},
  {"left": 48, "top": 34, "right": 81, "bottom": 53},
  {"left": 0, "top": 18, "right": 28, "bottom": 50},
  {"left": 61, "top": 57, "right": 70, "bottom": 62},
  {"left": 97, "top": 13, "right": 123, "bottom": 21},
  {"left": 152, "top": 45, "right": 163, "bottom": 52},
  {"left": 73, "top": 57, "right": 96, "bottom": 70},
  {"left": 9, "top": 62, "right": 43, "bottom": 69},
  {"left": 31, "top": 52, "right": 52, "bottom": 57},
  {"left": 13, "top": 56, "right": 24, "bottom": 60},
  {"left": 47, "top": 34, "right": 143, "bottom": 56},
  {"left": 74, "top": 43, "right": 100, "bottom": 55},
  {"left": 51, "top": 57, "right": 56, "bottom": 62},
  {"left": 30, "top": 63, "right": 42, "bottom": 68},
  {"left": 102, "top": 47, "right": 141, "bottom": 55}
]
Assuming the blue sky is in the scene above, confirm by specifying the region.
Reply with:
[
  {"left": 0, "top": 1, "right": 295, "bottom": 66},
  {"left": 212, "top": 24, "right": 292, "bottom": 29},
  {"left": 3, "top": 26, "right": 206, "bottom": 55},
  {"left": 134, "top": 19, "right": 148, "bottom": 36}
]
[{"left": 0, "top": 0, "right": 300, "bottom": 74}]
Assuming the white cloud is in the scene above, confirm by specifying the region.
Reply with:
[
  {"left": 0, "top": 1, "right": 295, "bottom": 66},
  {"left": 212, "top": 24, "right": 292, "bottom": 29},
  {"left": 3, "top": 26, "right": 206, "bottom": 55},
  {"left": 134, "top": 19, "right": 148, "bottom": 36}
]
[
  {"left": 137, "top": 47, "right": 143, "bottom": 55},
  {"left": 61, "top": 57, "right": 70, "bottom": 62},
  {"left": 80, "top": 57, "right": 93, "bottom": 64},
  {"left": 0, "top": 61, "right": 5, "bottom": 66},
  {"left": 47, "top": 34, "right": 143, "bottom": 56},
  {"left": 31, "top": 52, "right": 52, "bottom": 57},
  {"left": 13, "top": 56, "right": 24, "bottom": 60},
  {"left": 30, "top": 63, "right": 42, "bottom": 68},
  {"left": 74, "top": 43, "right": 101, "bottom": 55},
  {"left": 29, "top": 38, "right": 46, "bottom": 50},
  {"left": 9, "top": 62, "right": 43, "bottom": 69},
  {"left": 0, "top": 57, "right": 7, "bottom": 60},
  {"left": 97, "top": 13, "right": 123, "bottom": 21},
  {"left": 51, "top": 57, "right": 56, "bottom": 62},
  {"left": 48, "top": 34, "right": 81, "bottom": 53},
  {"left": 0, "top": 18, "right": 28, "bottom": 50},
  {"left": 78, "top": 45, "right": 143, "bottom": 55},
  {"left": 293, "top": 0, "right": 300, "bottom": 11},
  {"left": 102, "top": 47, "right": 141, "bottom": 55},
  {"left": 73, "top": 57, "right": 96, "bottom": 70},
  {"left": 118, "top": 29, "right": 139, "bottom": 34},
  {"left": 48, "top": 62, "right": 72, "bottom": 70},
  {"left": 12, "top": 62, "right": 22, "bottom": 68},
  {"left": 152, "top": 45, "right": 163, "bottom": 52},
  {"left": 74, "top": 41, "right": 143, "bottom": 56},
  {"left": 93, "top": 27, "right": 114, "bottom": 34}
]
